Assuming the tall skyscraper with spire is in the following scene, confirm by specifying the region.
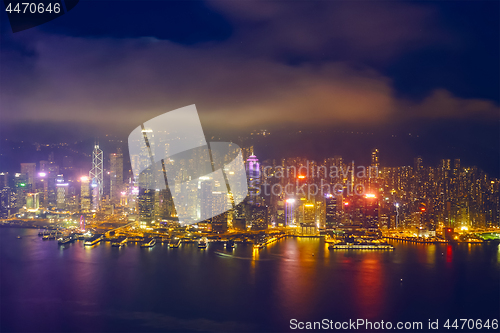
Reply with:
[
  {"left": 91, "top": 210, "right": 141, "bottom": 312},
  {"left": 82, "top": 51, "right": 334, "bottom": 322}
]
[
  {"left": 246, "top": 151, "right": 260, "bottom": 205},
  {"left": 89, "top": 143, "right": 103, "bottom": 211}
]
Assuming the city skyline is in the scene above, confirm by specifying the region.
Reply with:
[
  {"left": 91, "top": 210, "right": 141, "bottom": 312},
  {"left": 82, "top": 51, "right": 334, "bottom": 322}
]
[
  {"left": 0, "top": 1, "right": 498, "bottom": 332},
  {"left": 1, "top": 141, "right": 498, "bottom": 232}
]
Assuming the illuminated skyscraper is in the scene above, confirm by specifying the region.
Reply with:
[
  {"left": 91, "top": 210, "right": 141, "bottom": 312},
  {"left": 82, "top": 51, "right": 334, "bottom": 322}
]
[
  {"left": 56, "top": 180, "right": 68, "bottom": 210},
  {"left": 80, "top": 176, "right": 91, "bottom": 212},
  {"left": 138, "top": 188, "right": 154, "bottom": 227},
  {"left": 371, "top": 149, "right": 380, "bottom": 168},
  {"left": 300, "top": 202, "right": 317, "bottom": 235},
  {"left": 440, "top": 159, "right": 451, "bottom": 171},
  {"left": 89, "top": 143, "right": 103, "bottom": 211},
  {"left": 250, "top": 205, "right": 268, "bottom": 230},
  {"left": 26, "top": 193, "right": 39, "bottom": 211},
  {"left": 199, "top": 180, "right": 213, "bottom": 220},
  {"left": 14, "top": 173, "right": 27, "bottom": 209},
  {"left": 325, "top": 194, "right": 340, "bottom": 231},
  {"left": 247, "top": 154, "right": 260, "bottom": 205},
  {"left": 211, "top": 211, "right": 228, "bottom": 233},
  {"left": 0, "top": 172, "right": 8, "bottom": 188},
  {"left": 109, "top": 149, "right": 124, "bottom": 204},
  {"left": 363, "top": 194, "right": 379, "bottom": 230},
  {"left": 0, "top": 173, "right": 11, "bottom": 218},
  {"left": 303, "top": 202, "right": 315, "bottom": 223},
  {"left": 20, "top": 163, "right": 36, "bottom": 186},
  {"left": 285, "top": 198, "right": 296, "bottom": 226}
]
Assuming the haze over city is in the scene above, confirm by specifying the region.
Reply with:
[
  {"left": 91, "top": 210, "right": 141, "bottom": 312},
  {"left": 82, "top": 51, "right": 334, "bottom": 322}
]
[{"left": 0, "top": 1, "right": 498, "bottom": 333}]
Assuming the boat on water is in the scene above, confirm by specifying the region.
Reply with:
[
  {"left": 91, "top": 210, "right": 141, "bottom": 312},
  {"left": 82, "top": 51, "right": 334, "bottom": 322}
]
[
  {"left": 169, "top": 238, "right": 181, "bottom": 248},
  {"left": 17, "top": 235, "right": 22, "bottom": 239},
  {"left": 47, "top": 234, "right": 56, "bottom": 240},
  {"left": 141, "top": 238, "right": 156, "bottom": 248},
  {"left": 74, "top": 234, "right": 86, "bottom": 240},
  {"left": 226, "top": 240, "right": 235, "bottom": 249},
  {"left": 253, "top": 236, "right": 278, "bottom": 249},
  {"left": 253, "top": 242, "right": 265, "bottom": 249},
  {"left": 111, "top": 238, "right": 128, "bottom": 247},
  {"left": 84, "top": 236, "right": 102, "bottom": 246},
  {"left": 328, "top": 243, "right": 394, "bottom": 250},
  {"left": 58, "top": 236, "right": 73, "bottom": 245},
  {"left": 198, "top": 237, "right": 208, "bottom": 249}
]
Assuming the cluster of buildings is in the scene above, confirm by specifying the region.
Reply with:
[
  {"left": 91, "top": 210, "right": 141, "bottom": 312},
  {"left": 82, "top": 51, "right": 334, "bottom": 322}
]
[
  {"left": 248, "top": 149, "right": 500, "bottom": 235},
  {"left": 0, "top": 145, "right": 125, "bottom": 219},
  {"left": 1, "top": 144, "right": 499, "bottom": 236}
]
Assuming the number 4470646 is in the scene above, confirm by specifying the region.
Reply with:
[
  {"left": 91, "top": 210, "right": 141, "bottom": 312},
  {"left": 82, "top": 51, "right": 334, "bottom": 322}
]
[
  {"left": 443, "top": 319, "right": 498, "bottom": 330},
  {"left": 5, "top": 2, "right": 61, "bottom": 14}
]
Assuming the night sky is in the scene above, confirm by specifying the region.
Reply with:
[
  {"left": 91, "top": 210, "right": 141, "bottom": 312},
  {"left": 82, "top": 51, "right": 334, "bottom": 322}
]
[{"left": 0, "top": 1, "right": 498, "bottom": 175}]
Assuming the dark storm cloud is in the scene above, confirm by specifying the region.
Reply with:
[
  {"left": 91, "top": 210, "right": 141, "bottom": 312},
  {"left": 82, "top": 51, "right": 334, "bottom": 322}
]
[
  {"left": 0, "top": 0, "right": 498, "bottom": 138},
  {"left": 207, "top": 0, "right": 450, "bottom": 62}
]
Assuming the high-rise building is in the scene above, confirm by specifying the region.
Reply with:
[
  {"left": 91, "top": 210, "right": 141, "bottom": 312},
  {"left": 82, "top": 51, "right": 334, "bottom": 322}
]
[
  {"left": 0, "top": 172, "right": 11, "bottom": 217},
  {"left": 199, "top": 180, "right": 213, "bottom": 220},
  {"left": 250, "top": 205, "right": 268, "bottom": 230},
  {"left": 20, "top": 163, "right": 36, "bottom": 186},
  {"left": 80, "top": 176, "right": 91, "bottom": 212},
  {"left": 26, "top": 193, "right": 40, "bottom": 211},
  {"left": 109, "top": 149, "right": 124, "bottom": 204},
  {"left": 211, "top": 211, "right": 228, "bottom": 233},
  {"left": 285, "top": 198, "right": 297, "bottom": 226},
  {"left": 90, "top": 144, "right": 103, "bottom": 211},
  {"left": 0, "top": 172, "right": 8, "bottom": 188},
  {"left": 363, "top": 194, "right": 379, "bottom": 230},
  {"left": 299, "top": 201, "right": 317, "bottom": 235},
  {"left": 13, "top": 173, "right": 28, "bottom": 209},
  {"left": 38, "top": 157, "right": 60, "bottom": 208},
  {"left": 303, "top": 202, "right": 315, "bottom": 223},
  {"left": 156, "top": 188, "right": 175, "bottom": 220},
  {"left": 138, "top": 188, "right": 154, "bottom": 227},
  {"left": 440, "top": 159, "right": 451, "bottom": 171},
  {"left": 0, "top": 186, "right": 11, "bottom": 218},
  {"left": 325, "top": 194, "right": 340, "bottom": 231},
  {"left": 56, "top": 183, "right": 68, "bottom": 210},
  {"left": 414, "top": 156, "right": 423, "bottom": 171},
  {"left": 371, "top": 149, "right": 380, "bottom": 168},
  {"left": 247, "top": 154, "right": 260, "bottom": 205}
]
